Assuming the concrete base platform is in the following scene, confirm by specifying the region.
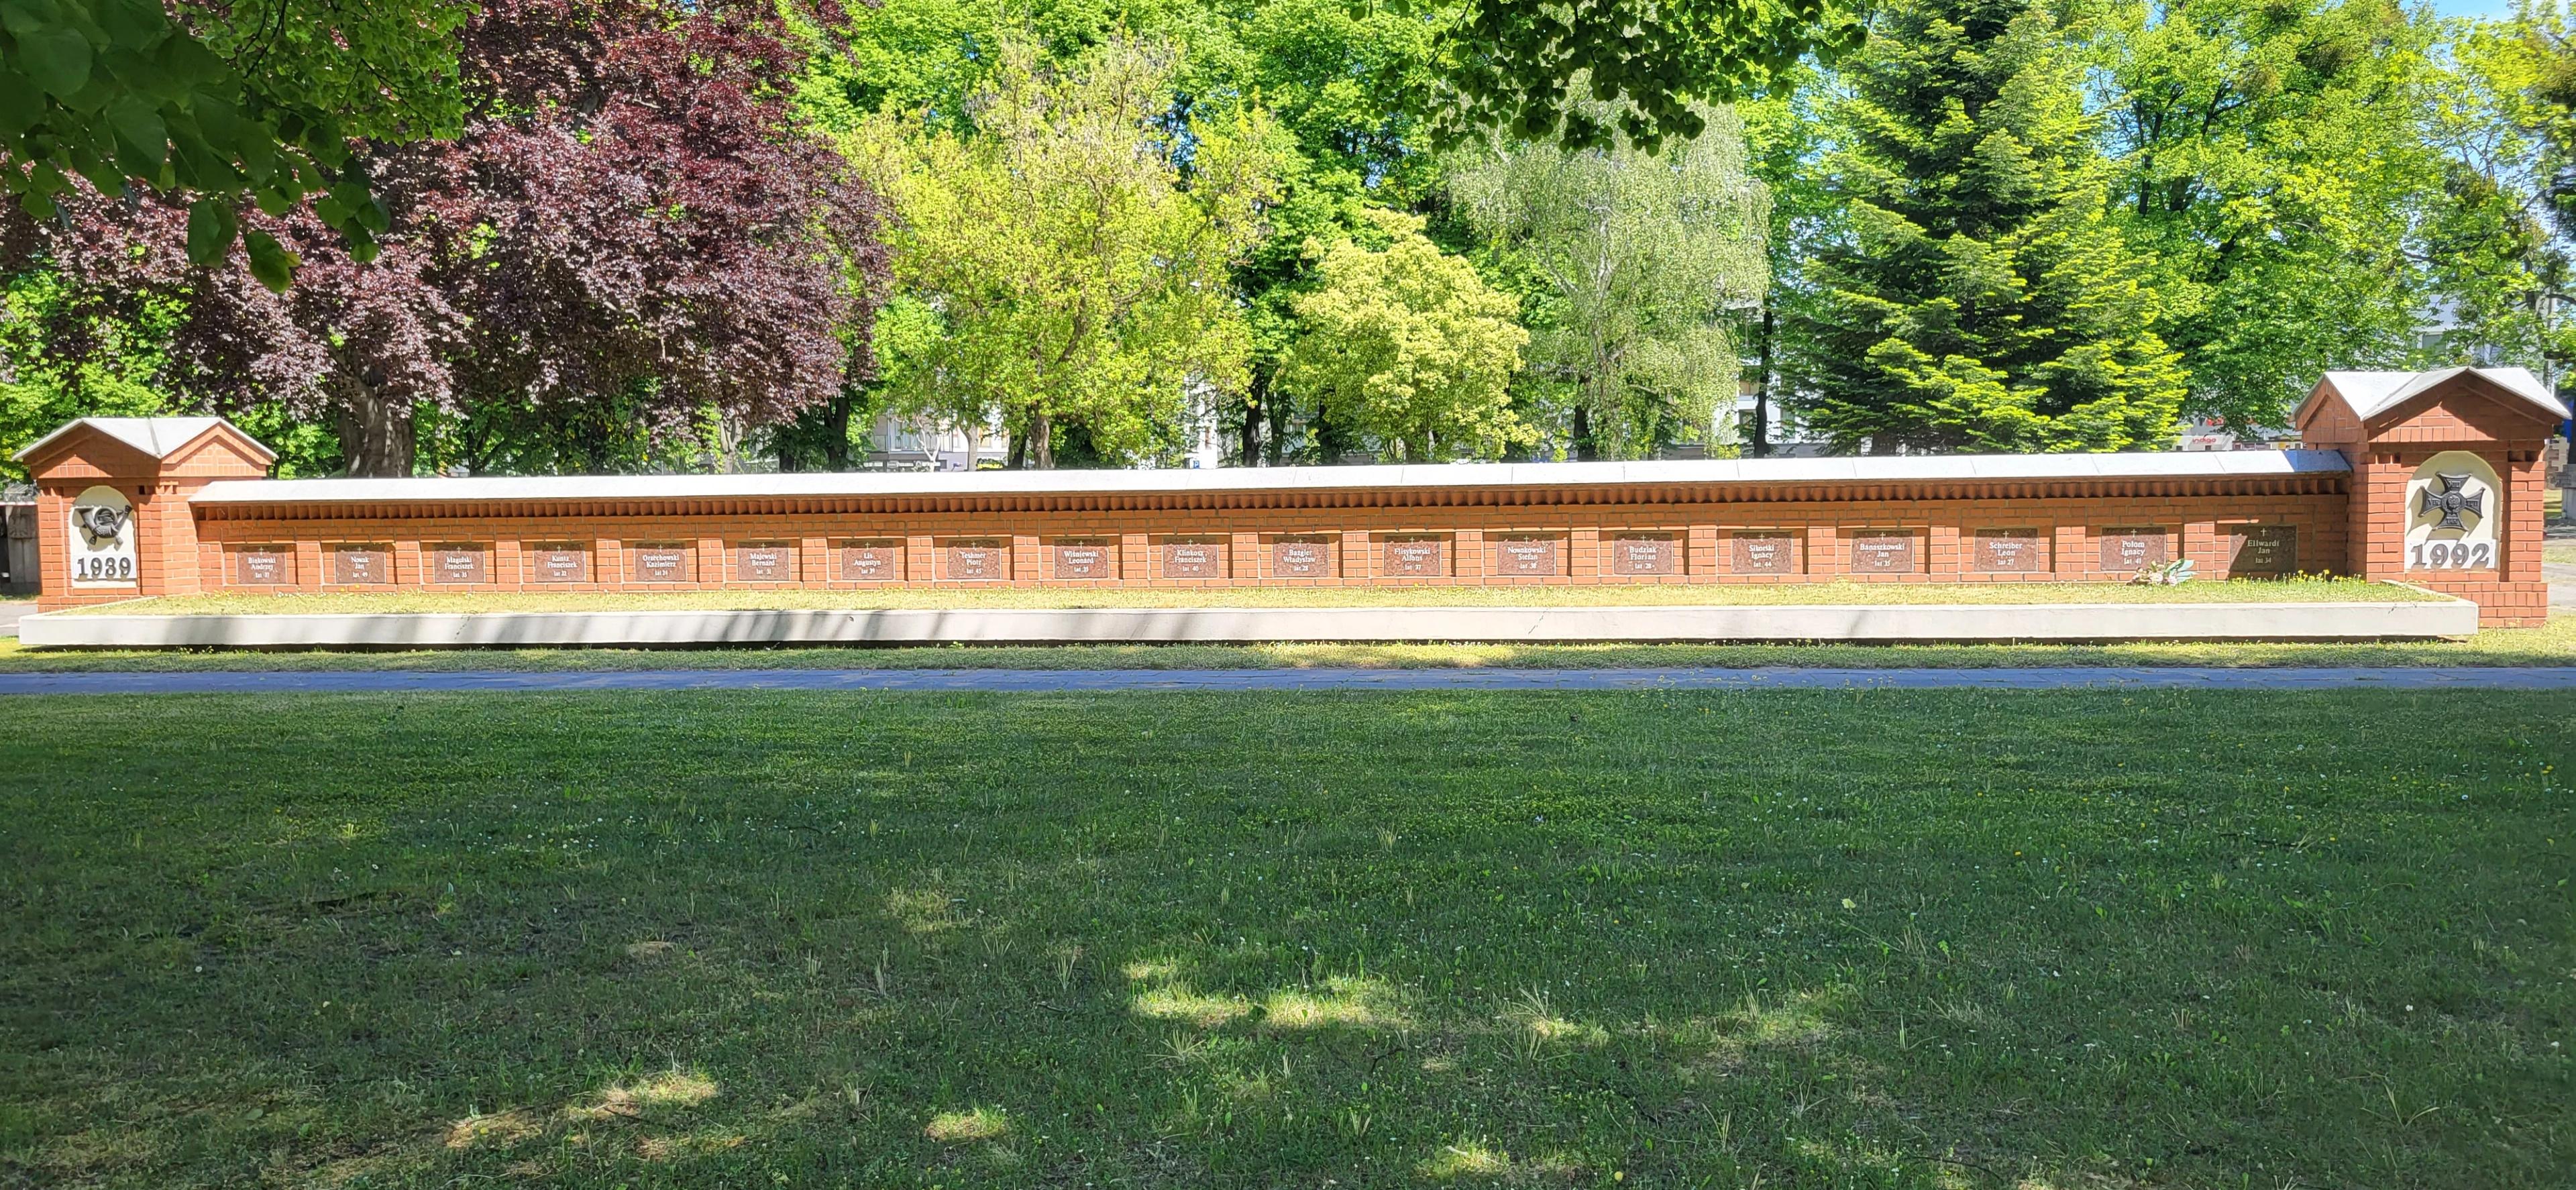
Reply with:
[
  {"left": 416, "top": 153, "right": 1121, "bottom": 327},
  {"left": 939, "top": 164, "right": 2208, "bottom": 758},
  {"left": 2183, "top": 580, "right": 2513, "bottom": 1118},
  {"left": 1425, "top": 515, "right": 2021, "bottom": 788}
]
[{"left": 17, "top": 599, "right": 2480, "bottom": 649}]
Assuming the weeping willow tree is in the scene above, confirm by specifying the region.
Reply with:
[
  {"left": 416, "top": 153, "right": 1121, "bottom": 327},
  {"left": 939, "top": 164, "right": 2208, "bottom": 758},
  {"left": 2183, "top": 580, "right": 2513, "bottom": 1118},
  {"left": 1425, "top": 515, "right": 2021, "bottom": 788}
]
[{"left": 1448, "top": 103, "right": 1771, "bottom": 460}]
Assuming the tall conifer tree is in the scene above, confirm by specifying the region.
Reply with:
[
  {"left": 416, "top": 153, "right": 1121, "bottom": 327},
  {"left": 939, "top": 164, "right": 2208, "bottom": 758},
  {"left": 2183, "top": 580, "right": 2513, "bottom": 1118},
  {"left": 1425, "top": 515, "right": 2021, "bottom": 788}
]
[{"left": 1786, "top": 0, "right": 2189, "bottom": 453}]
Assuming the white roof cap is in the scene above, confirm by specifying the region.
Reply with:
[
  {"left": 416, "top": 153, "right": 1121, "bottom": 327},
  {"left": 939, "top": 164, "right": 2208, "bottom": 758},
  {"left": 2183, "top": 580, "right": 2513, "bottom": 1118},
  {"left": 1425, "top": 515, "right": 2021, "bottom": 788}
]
[
  {"left": 11, "top": 416, "right": 273, "bottom": 464},
  {"left": 189, "top": 449, "right": 2353, "bottom": 505},
  {"left": 2315, "top": 366, "right": 2569, "bottom": 421}
]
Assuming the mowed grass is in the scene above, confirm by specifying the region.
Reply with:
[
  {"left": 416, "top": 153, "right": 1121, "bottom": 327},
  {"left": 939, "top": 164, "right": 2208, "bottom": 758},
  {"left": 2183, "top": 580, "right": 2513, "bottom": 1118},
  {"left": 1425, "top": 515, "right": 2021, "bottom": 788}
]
[
  {"left": 65, "top": 576, "right": 2436, "bottom": 616},
  {"left": 3, "top": 614, "right": 2570, "bottom": 673},
  {"left": 2, "top": 692, "right": 2570, "bottom": 1188}
]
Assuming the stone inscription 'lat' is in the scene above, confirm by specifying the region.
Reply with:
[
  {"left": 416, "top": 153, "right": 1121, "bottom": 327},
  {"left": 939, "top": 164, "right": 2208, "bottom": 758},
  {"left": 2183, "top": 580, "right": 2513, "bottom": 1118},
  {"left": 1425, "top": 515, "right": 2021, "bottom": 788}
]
[
  {"left": 1850, "top": 533, "right": 1915, "bottom": 574},
  {"left": 532, "top": 546, "right": 589, "bottom": 584},
  {"left": 1974, "top": 529, "right": 2047, "bottom": 572},
  {"left": 2227, "top": 525, "right": 2297, "bottom": 576},
  {"left": 1493, "top": 536, "right": 1560, "bottom": 576},
  {"left": 1608, "top": 535, "right": 1678, "bottom": 576},
  {"left": 634, "top": 546, "right": 690, "bottom": 583},
  {"left": 430, "top": 546, "right": 488, "bottom": 584},
  {"left": 1732, "top": 532, "right": 1796, "bottom": 574},
  {"left": 947, "top": 542, "right": 1006, "bottom": 580},
  {"left": 841, "top": 541, "right": 902, "bottom": 582},
  {"left": 1381, "top": 537, "right": 1446, "bottom": 577},
  {"left": 1162, "top": 540, "right": 1224, "bottom": 578},
  {"left": 2098, "top": 528, "right": 2167, "bottom": 572},
  {"left": 737, "top": 544, "right": 794, "bottom": 582},
  {"left": 1271, "top": 537, "right": 1334, "bottom": 578},
  {"left": 233, "top": 547, "right": 293, "bottom": 585},
  {"left": 331, "top": 546, "right": 390, "bottom": 585}
]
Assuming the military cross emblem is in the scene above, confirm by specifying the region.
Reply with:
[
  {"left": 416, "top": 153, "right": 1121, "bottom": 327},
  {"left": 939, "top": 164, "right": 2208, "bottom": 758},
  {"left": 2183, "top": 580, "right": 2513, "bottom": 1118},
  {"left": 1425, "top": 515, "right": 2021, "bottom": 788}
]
[{"left": 2416, "top": 473, "right": 2483, "bottom": 531}]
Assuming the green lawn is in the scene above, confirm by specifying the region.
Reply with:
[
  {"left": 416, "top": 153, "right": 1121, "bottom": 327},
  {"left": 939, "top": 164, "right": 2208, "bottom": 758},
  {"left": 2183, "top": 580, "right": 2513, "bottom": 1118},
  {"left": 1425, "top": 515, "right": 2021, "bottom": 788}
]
[
  {"left": 64, "top": 576, "right": 2439, "bottom": 616},
  {"left": 2, "top": 692, "right": 2568, "bottom": 1187},
  {"left": 3, "top": 614, "right": 2569, "bottom": 673}
]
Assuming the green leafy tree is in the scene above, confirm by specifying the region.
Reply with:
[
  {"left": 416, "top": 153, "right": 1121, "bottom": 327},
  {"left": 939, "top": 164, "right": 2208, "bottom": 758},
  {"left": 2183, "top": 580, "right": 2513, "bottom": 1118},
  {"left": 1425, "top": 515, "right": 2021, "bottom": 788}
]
[
  {"left": 1275, "top": 208, "right": 1529, "bottom": 462},
  {"left": 1450, "top": 102, "right": 1770, "bottom": 460},
  {"left": 2094, "top": 0, "right": 2442, "bottom": 429},
  {"left": 2418, "top": 6, "right": 2576, "bottom": 382},
  {"left": 849, "top": 36, "right": 1286, "bottom": 468},
  {"left": 1784, "top": 0, "right": 2189, "bottom": 453},
  {"left": 0, "top": 0, "right": 472, "bottom": 288}
]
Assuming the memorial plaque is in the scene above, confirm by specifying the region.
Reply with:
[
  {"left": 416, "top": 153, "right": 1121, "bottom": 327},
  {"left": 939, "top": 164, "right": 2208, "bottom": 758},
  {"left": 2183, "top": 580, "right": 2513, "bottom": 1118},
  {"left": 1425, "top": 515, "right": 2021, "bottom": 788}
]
[
  {"left": 1053, "top": 539, "right": 1116, "bottom": 579},
  {"left": 1731, "top": 531, "right": 1798, "bottom": 574},
  {"left": 2097, "top": 527, "right": 2167, "bottom": 572},
  {"left": 1161, "top": 539, "right": 1226, "bottom": 579},
  {"left": 1271, "top": 536, "right": 1336, "bottom": 578},
  {"left": 947, "top": 540, "right": 1008, "bottom": 580},
  {"left": 633, "top": 544, "right": 691, "bottom": 583},
  {"left": 840, "top": 540, "right": 904, "bottom": 582},
  {"left": 429, "top": 545, "right": 489, "bottom": 584},
  {"left": 531, "top": 544, "right": 590, "bottom": 584},
  {"left": 1381, "top": 535, "right": 1448, "bottom": 577},
  {"left": 329, "top": 545, "right": 391, "bottom": 585},
  {"left": 1972, "top": 528, "right": 2048, "bottom": 572},
  {"left": 1850, "top": 531, "right": 1917, "bottom": 574},
  {"left": 233, "top": 545, "right": 294, "bottom": 585},
  {"left": 1492, "top": 535, "right": 1561, "bottom": 576},
  {"left": 737, "top": 542, "right": 796, "bottom": 582},
  {"left": 1607, "top": 534, "right": 1679, "bottom": 576},
  {"left": 2226, "top": 525, "right": 2297, "bottom": 576}
]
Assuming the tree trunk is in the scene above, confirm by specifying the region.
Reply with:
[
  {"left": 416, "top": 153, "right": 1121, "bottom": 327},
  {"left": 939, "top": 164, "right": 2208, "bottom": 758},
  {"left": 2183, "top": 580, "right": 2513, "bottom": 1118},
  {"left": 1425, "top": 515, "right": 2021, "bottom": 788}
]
[
  {"left": 1007, "top": 424, "right": 1027, "bottom": 470},
  {"left": 1752, "top": 308, "right": 1774, "bottom": 458},
  {"left": 1028, "top": 409, "right": 1054, "bottom": 470},
  {"left": 1571, "top": 405, "right": 1598, "bottom": 462},
  {"left": 824, "top": 394, "right": 853, "bottom": 471},
  {"left": 337, "top": 391, "right": 416, "bottom": 478},
  {"left": 1239, "top": 376, "right": 1266, "bottom": 466}
]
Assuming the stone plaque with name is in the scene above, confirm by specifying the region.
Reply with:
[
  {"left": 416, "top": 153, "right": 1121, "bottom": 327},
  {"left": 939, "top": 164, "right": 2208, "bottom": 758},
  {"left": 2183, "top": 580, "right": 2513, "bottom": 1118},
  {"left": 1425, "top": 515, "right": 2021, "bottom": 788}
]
[
  {"left": 1731, "top": 531, "right": 1798, "bottom": 574},
  {"left": 531, "top": 545, "right": 590, "bottom": 584},
  {"left": 1493, "top": 535, "right": 1561, "bottom": 576},
  {"left": 1381, "top": 536, "right": 1447, "bottom": 577},
  {"left": 1053, "top": 540, "right": 1116, "bottom": 579},
  {"left": 330, "top": 545, "right": 391, "bottom": 585},
  {"left": 429, "top": 545, "right": 488, "bottom": 584},
  {"left": 1161, "top": 539, "right": 1226, "bottom": 579},
  {"left": 1271, "top": 537, "right": 1335, "bottom": 578},
  {"left": 2226, "top": 525, "right": 2297, "bottom": 576},
  {"left": 2098, "top": 527, "right": 2168, "bottom": 572},
  {"left": 737, "top": 543, "right": 796, "bottom": 582},
  {"left": 233, "top": 546, "right": 294, "bottom": 585},
  {"left": 1608, "top": 534, "right": 1679, "bottom": 576},
  {"left": 1850, "top": 532, "right": 1917, "bottom": 574},
  {"left": 1973, "top": 529, "right": 2049, "bottom": 572},
  {"left": 841, "top": 541, "right": 904, "bottom": 582},
  {"left": 947, "top": 541, "right": 1007, "bottom": 580},
  {"left": 633, "top": 545, "right": 691, "bottom": 583}
]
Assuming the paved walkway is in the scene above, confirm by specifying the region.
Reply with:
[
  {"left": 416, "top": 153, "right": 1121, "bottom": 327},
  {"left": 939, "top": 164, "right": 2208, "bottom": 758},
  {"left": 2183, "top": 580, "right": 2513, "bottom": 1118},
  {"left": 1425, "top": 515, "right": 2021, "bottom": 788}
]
[
  {"left": 0, "top": 600, "right": 31, "bottom": 637},
  {"left": 5, "top": 665, "right": 2576, "bottom": 694}
]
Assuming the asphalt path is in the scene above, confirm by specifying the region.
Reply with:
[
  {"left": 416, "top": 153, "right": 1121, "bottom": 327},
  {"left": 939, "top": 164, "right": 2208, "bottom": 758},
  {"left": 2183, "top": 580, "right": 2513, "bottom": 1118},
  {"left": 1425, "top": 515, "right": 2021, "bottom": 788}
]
[{"left": 3, "top": 665, "right": 2575, "bottom": 694}]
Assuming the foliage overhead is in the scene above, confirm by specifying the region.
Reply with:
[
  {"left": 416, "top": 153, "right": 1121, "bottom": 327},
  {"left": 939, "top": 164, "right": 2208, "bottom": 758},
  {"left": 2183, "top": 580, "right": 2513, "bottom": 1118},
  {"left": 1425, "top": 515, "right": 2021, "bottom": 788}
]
[
  {"left": 1784, "top": 0, "right": 2190, "bottom": 452},
  {"left": 0, "top": 0, "right": 473, "bottom": 289},
  {"left": 10, "top": 0, "right": 888, "bottom": 478}
]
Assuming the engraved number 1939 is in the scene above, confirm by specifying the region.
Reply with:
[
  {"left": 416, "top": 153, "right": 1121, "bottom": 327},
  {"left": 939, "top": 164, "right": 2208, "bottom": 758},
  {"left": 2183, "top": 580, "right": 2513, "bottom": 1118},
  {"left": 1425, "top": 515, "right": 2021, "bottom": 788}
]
[{"left": 2410, "top": 541, "right": 2493, "bottom": 569}]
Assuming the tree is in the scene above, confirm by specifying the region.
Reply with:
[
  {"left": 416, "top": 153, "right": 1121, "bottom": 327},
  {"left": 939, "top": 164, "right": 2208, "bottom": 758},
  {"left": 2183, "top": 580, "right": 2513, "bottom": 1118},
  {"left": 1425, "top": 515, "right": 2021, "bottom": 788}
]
[
  {"left": 1275, "top": 207, "right": 1529, "bottom": 462},
  {"left": 1783, "top": 0, "right": 2190, "bottom": 453},
  {"left": 848, "top": 36, "right": 1285, "bottom": 469},
  {"left": 2416, "top": 5, "right": 2576, "bottom": 384},
  {"left": 1450, "top": 102, "right": 1770, "bottom": 460},
  {"left": 1438, "top": 0, "right": 1864, "bottom": 152},
  {"left": 2093, "top": 0, "right": 2442, "bottom": 429},
  {"left": 11, "top": 0, "right": 886, "bottom": 478},
  {"left": 0, "top": 0, "right": 474, "bottom": 286}
]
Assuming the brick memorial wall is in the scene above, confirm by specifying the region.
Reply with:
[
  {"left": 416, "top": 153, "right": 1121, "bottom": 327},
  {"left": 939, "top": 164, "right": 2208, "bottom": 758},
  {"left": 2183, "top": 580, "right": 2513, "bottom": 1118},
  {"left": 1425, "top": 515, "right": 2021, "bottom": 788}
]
[{"left": 15, "top": 368, "right": 2563, "bottom": 626}]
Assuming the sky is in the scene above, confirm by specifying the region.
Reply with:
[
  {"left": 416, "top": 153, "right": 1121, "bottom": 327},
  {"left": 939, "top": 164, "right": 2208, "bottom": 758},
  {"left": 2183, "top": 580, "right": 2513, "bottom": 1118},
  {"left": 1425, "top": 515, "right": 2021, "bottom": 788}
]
[{"left": 2433, "top": 0, "right": 2514, "bottom": 15}]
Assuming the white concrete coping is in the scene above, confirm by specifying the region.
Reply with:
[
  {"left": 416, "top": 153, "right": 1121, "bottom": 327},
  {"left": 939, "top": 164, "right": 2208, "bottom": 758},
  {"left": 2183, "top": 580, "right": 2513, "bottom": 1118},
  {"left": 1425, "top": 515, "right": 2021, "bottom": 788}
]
[
  {"left": 18, "top": 598, "right": 2477, "bottom": 649},
  {"left": 184, "top": 449, "right": 2356, "bottom": 506}
]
